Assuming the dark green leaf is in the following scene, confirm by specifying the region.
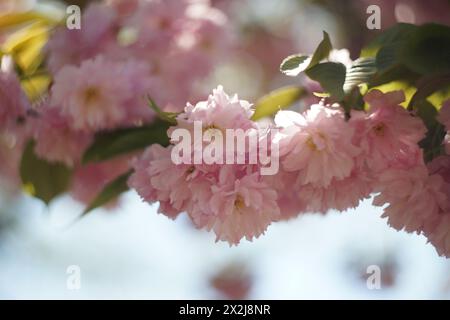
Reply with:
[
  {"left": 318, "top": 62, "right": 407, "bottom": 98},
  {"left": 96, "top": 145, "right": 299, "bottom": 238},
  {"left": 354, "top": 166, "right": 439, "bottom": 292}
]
[
  {"left": 375, "top": 43, "right": 400, "bottom": 71},
  {"left": 82, "top": 120, "right": 170, "bottom": 164},
  {"left": 408, "top": 73, "right": 450, "bottom": 110},
  {"left": 399, "top": 24, "right": 450, "bottom": 75},
  {"left": 360, "top": 23, "right": 417, "bottom": 57},
  {"left": 416, "top": 100, "right": 446, "bottom": 162},
  {"left": 82, "top": 170, "right": 132, "bottom": 215},
  {"left": 252, "top": 86, "right": 307, "bottom": 120},
  {"left": 20, "top": 140, "right": 72, "bottom": 204},
  {"left": 368, "top": 64, "right": 418, "bottom": 88},
  {"left": 306, "top": 62, "right": 346, "bottom": 100},
  {"left": 343, "top": 86, "right": 365, "bottom": 116}
]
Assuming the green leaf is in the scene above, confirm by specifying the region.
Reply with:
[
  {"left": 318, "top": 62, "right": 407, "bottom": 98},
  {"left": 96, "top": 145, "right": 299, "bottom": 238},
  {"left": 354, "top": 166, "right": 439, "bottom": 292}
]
[
  {"left": 306, "top": 62, "right": 346, "bottom": 100},
  {"left": 279, "top": 31, "right": 332, "bottom": 76},
  {"left": 82, "top": 120, "right": 170, "bottom": 164},
  {"left": 416, "top": 100, "right": 446, "bottom": 162},
  {"left": 399, "top": 24, "right": 450, "bottom": 75},
  {"left": 344, "top": 57, "right": 377, "bottom": 92},
  {"left": 408, "top": 73, "right": 450, "bottom": 110},
  {"left": 368, "top": 64, "right": 418, "bottom": 88},
  {"left": 82, "top": 170, "right": 132, "bottom": 215},
  {"left": 343, "top": 86, "right": 365, "bottom": 115},
  {"left": 147, "top": 96, "right": 178, "bottom": 125},
  {"left": 252, "top": 86, "right": 307, "bottom": 120},
  {"left": 20, "top": 140, "right": 72, "bottom": 204},
  {"left": 375, "top": 42, "right": 400, "bottom": 71},
  {"left": 310, "top": 31, "right": 332, "bottom": 67},
  {"left": 360, "top": 23, "right": 417, "bottom": 57},
  {"left": 279, "top": 54, "right": 311, "bottom": 76}
]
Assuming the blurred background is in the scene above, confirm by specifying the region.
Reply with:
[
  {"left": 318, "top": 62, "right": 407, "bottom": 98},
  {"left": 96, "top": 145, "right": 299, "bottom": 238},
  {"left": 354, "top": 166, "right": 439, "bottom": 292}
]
[{"left": 1, "top": 0, "right": 450, "bottom": 299}]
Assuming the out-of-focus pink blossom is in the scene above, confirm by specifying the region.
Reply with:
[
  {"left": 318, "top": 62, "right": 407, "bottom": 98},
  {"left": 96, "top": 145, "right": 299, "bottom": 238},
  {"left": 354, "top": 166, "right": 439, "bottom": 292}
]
[
  {"left": 46, "top": 3, "right": 118, "bottom": 73},
  {"left": 0, "top": 68, "right": 29, "bottom": 131},
  {"left": 30, "top": 107, "right": 92, "bottom": 167},
  {"left": 51, "top": 56, "right": 152, "bottom": 131}
]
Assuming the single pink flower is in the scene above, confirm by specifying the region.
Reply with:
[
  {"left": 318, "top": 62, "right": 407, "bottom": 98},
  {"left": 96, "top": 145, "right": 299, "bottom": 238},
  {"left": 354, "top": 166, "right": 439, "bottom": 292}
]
[
  {"left": 274, "top": 102, "right": 360, "bottom": 187},
  {"left": 357, "top": 90, "right": 427, "bottom": 172}
]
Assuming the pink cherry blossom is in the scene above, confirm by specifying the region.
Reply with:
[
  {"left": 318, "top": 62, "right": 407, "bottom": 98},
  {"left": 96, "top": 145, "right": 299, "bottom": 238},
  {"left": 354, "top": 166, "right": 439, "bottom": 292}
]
[
  {"left": 356, "top": 90, "right": 427, "bottom": 172},
  {"left": 51, "top": 56, "right": 152, "bottom": 131},
  {"left": 372, "top": 166, "right": 448, "bottom": 233},
  {"left": 46, "top": 3, "right": 118, "bottom": 73},
  {"left": 128, "top": 144, "right": 195, "bottom": 219},
  {"left": 191, "top": 165, "right": 280, "bottom": 245},
  {"left": 175, "top": 85, "right": 255, "bottom": 131},
  {"left": 424, "top": 213, "right": 450, "bottom": 258},
  {"left": 274, "top": 102, "right": 360, "bottom": 187},
  {"left": 299, "top": 169, "right": 373, "bottom": 213}
]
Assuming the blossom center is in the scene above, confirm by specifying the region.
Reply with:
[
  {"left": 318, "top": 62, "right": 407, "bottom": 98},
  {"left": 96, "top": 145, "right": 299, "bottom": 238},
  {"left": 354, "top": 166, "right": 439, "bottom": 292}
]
[
  {"left": 373, "top": 123, "right": 386, "bottom": 136},
  {"left": 83, "top": 87, "right": 101, "bottom": 106},
  {"left": 234, "top": 195, "right": 245, "bottom": 210}
]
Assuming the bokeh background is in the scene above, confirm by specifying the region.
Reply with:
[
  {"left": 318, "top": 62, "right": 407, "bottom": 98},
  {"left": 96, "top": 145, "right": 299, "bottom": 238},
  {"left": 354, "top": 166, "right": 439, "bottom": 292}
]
[{"left": 1, "top": 0, "right": 450, "bottom": 299}]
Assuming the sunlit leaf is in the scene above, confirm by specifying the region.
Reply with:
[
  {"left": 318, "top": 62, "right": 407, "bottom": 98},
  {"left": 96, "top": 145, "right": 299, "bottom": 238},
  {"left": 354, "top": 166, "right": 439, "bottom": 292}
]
[
  {"left": 2, "top": 22, "right": 49, "bottom": 73},
  {"left": 0, "top": 11, "right": 58, "bottom": 29},
  {"left": 20, "top": 73, "right": 51, "bottom": 102},
  {"left": 279, "top": 54, "right": 311, "bottom": 76},
  {"left": 252, "top": 86, "right": 306, "bottom": 120},
  {"left": 279, "top": 31, "right": 331, "bottom": 76}
]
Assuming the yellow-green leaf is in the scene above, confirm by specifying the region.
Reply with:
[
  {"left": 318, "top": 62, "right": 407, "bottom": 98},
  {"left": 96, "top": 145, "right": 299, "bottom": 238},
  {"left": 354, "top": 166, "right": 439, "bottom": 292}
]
[{"left": 252, "top": 86, "right": 306, "bottom": 120}]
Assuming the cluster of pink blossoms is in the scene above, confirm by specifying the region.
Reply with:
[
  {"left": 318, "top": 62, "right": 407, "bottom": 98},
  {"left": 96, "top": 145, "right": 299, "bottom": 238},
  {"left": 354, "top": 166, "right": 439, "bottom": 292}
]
[
  {"left": 0, "top": 0, "right": 230, "bottom": 203},
  {"left": 130, "top": 85, "right": 450, "bottom": 256}
]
